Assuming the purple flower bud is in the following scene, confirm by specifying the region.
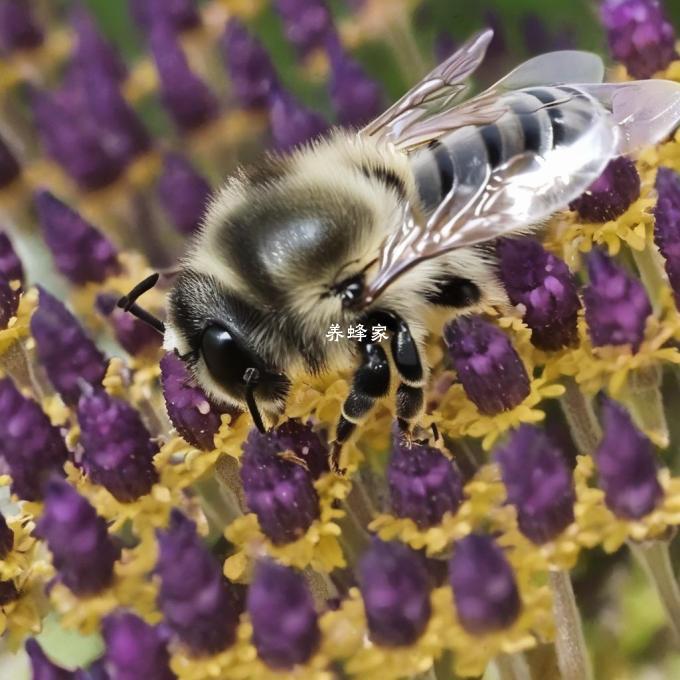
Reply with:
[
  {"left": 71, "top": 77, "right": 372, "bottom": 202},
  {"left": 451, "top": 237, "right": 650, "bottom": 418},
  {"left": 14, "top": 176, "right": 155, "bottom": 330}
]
[
  {"left": 0, "top": 580, "right": 19, "bottom": 606},
  {"left": 220, "top": 19, "right": 279, "bottom": 109},
  {"left": 0, "top": 377, "right": 68, "bottom": 501},
  {"left": 31, "top": 288, "right": 108, "bottom": 405},
  {"left": 449, "top": 533, "right": 520, "bottom": 634},
  {"left": 269, "top": 420, "right": 329, "bottom": 479},
  {"left": 36, "top": 478, "right": 120, "bottom": 595},
  {"left": 654, "top": 167, "right": 680, "bottom": 309},
  {"left": 0, "top": 0, "right": 43, "bottom": 54},
  {"left": 359, "top": 540, "right": 432, "bottom": 647},
  {"left": 160, "top": 352, "right": 236, "bottom": 450},
  {"left": 157, "top": 153, "right": 211, "bottom": 235},
  {"left": 274, "top": 0, "right": 335, "bottom": 57},
  {"left": 269, "top": 90, "right": 328, "bottom": 151},
  {"left": 497, "top": 238, "right": 581, "bottom": 351},
  {"left": 443, "top": 315, "right": 530, "bottom": 415},
  {"left": 25, "top": 639, "right": 73, "bottom": 680},
  {"left": 569, "top": 157, "right": 641, "bottom": 223},
  {"left": 584, "top": 249, "right": 651, "bottom": 352},
  {"left": 96, "top": 293, "right": 162, "bottom": 357},
  {"left": 0, "top": 512, "right": 13, "bottom": 559},
  {"left": 149, "top": 22, "right": 219, "bottom": 132},
  {"left": 102, "top": 612, "right": 175, "bottom": 680},
  {"left": 72, "top": 8, "right": 127, "bottom": 83},
  {"left": 0, "top": 133, "right": 20, "bottom": 188},
  {"left": 240, "top": 429, "right": 320, "bottom": 545},
  {"left": 0, "top": 232, "right": 23, "bottom": 283},
  {"left": 595, "top": 398, "right": 662, "bottom": 519},
  {"left": 520, "top": 13, "right": 576, "bottom": 55},
  {"left": 434, "top": 32, "right": 457, "bottom": 63},
  {"left": 248, "top": 561, "right": 320, "bottom": 669},
  {"left": 601, "top": 0, "right": 677, "bottom": 79},
  {"left": 31, "top": 87, "right": 124, "bottom": 191},
  {"left": 129, "top": 0, "right": 201, "bottom": 34},
  {"left": 78, "top": 390, "right": 159, "bottom": 503},
  {"left": 326, "top": 38, "right": 383, "bottom": 128},
  {"left": 495, "top": 424, "right": 575, "bottom": 544},
  {"left": 388, "top": 430, "right": 464, "bottom": 528},
  {"left": 156, "top": 510, "right": 238, "bottom": 654},
  {"left": 35, "top": 191, "right": 120, "bottom": 286},
  {"left": 0, "top": 277, "right": 19, "bottom": 330}
]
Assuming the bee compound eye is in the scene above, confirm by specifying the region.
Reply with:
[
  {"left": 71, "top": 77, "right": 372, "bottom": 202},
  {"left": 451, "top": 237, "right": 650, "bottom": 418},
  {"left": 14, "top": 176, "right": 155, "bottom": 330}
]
[{"left": 200, "top": 324, "right": 257, "bottom": 389}]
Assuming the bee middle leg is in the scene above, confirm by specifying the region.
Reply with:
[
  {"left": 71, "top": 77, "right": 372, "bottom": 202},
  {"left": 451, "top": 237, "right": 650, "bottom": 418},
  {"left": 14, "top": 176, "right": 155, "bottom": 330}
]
[{"left": 391, "top": 317, "right": 426, "bottom": 436}]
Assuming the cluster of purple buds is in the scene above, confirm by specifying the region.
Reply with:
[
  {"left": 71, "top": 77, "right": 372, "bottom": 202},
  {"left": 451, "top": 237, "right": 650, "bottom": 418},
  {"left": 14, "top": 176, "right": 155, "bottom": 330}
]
[
  {"left": 653, "top": 167, "right": 680, "bottom": 309},
  {"left": 36, "top": 478, "right": 121, "bottom": 595},
  {"left": 269, "top": 90, "right": 328, "bottom": 151},
  {"left": 77, "top": 390, "right": 160, "bottom": 503},
  {"left": 583, "top": 249, "right": 652, "bottom": 352},
  {"left": 0, "top": 377, "right": 68, "bottom": 501},
  {"left": 601, "top": 0, "right": 677, "bottom": 79},
  {"left": 25, "top": 639, "right": 73, "bottom": 680},
  {"left": 0, "top": 0, "right": 43, "bottom": 55},
  {"left": 444, "top": 315, "right": 531, "bottom": 415},
  {"left": 129, "top": 0, "right": 201, "bottom": 35},
  {"left": 497, "top": 238, "right": 581, "bottom": 351},
  {"left": 496, "top": 424, "right": 575, "bottom": 544},
  {"left": 274, "top": 0, "right": 336, "bottom": 58},
  {"left": 0, "top": 232, "right": 22, "bottom": 330},
  {"left": 240, "top": 428, "right": 321, "bottom": 545},
  {"left": 96, "top": 293, "right": 162, "bottom": 357},
  {"left": 31, "top": 288, "right": 108, "bottom": 405}
]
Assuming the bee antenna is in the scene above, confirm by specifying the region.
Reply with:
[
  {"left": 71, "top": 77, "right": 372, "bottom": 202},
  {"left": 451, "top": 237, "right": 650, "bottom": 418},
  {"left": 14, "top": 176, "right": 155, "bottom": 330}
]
[
  {"left": 243, "top": 367, "right": 267, "bottom": 434},
  {"left": 117, "top": 273, "right": 166, "bottom": 335}
]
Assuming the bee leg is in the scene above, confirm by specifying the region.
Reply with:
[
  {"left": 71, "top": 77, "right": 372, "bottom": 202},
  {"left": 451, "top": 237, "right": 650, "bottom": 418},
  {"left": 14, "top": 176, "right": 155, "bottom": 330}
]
[
  {"left": 332, "top": 343, "right": 390, "bottom": 474},
  {"left": 391, "top": 319, "right": 426, "bottom": 437}
]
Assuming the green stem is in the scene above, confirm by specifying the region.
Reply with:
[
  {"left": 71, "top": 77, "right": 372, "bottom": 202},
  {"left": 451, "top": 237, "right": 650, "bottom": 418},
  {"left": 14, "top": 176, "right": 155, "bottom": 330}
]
[
  {"left": 632, "top": 245, "right": 667, "bottom": 315},
  {"left": 384, "top": 12, "right": 429, "bottom": 85},
  {"left": 549, "top": 570, "right": 593, "bottom": 680},
  {"left": 492, "top": 654, "right": 531, "bottom": 680},
  {"left": 559, "top": 378, "right": 602, "bottom": 455},
  {"left": 629, "top": 539, "right": 680, "bottom": 644},
  {"left": 622, "top": 364, "right": 669, "bottom": 449},
  {"left": 214, "top": 455, "right": 247, "bottom": 513}
]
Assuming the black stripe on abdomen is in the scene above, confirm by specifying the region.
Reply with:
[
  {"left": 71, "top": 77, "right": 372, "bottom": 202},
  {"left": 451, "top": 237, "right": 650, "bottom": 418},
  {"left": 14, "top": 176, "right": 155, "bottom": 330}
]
[
  {"left": 430, "top": 140, "right": 455, "bottom": 197},
  {"left": 480, "top": 124, "right": 503, "bottom": 168},
  {"left": 517, "top": 113, "right": 542, "bottom": 153}
]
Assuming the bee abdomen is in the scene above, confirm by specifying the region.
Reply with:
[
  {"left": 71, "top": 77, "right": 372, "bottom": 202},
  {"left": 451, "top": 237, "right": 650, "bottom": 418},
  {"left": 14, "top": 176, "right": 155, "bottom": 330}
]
[{"left": 409, "top": 85, "right": 597, "bottom": 212}]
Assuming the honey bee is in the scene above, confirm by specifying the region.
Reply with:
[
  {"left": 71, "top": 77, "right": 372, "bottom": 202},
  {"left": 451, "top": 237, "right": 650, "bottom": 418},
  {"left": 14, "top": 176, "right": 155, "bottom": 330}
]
[{"left": 120, "top": 29, "right": 680, "bottom": 471}]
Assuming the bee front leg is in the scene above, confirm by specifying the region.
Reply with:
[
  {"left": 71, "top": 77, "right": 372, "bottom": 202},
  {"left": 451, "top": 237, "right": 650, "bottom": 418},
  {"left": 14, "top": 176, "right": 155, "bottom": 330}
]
[
  {"left": 332, "top": 342, "right": 390, "bottom": 474},
  {"left": 391, "top": 319, "right": 426, "bottom": 439}
]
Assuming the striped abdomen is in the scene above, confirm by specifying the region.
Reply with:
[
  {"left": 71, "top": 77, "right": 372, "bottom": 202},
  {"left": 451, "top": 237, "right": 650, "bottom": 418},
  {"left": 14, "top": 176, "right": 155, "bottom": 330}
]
[{"left": 409, "top": 85, "right": 600, "bottom": 213}]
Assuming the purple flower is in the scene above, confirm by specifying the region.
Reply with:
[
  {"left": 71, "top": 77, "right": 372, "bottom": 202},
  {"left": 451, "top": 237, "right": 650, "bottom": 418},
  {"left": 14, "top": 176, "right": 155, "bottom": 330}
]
[
  {"left": 35, "top": 190, "right": 120, "bottom": 286},
  {"left": 25, "top": 639, "right": 73, "bottom": 680},
  {"left": 0, "top": 133, "right": 20, "bottom": 188},
  {"left": 0, "top": 0, "right": 43, "bottom": 54},
  {"left": 495, "top": 425, "right": 575, "bottom": 544},
  {"left": 449, "top": 533, "right": 521, "bottom": 634},
  {"left": 326, "top": 37, "right": 383, "bottom": 128},
  {"left": 129, "top": 0, "right": 201, "bottom": 34},
  {"left": 0, "top": 377, "right": 68, "bottom": 501},
  {"left": 0, "top": 512, "right": 13, "bottom": 559},
  {"left": 359, "top": 539, "right": 432, "bottom": 647},
  {"left": 584, "top": 249, "right": 651, "bottom": 352},
  {"left": 102, "top": 612, "right": 175, "bottom": 680},
  {"left": 443, "top": 315, "right": 530, "bottom": 415},
  {"left": 220, "top": 19, "right": 279, "bottom": 109},
  {"left": 0, "top": 580, "right": 18, "bottom": 607},
  {"left": 569, "top": 157, "right": 641, "bottom": 223},
  {"left": 0, "top": 277, "right": 19, "bottom": 330},
  {"left": 601, "top": 0, "right": 677, "bottom": 79},
  {"left": 595, "top": 398, "right": 663, "bottom": 519},
  {"left": 157, "top": 153, "right": 211, "bottom": 235},
  {"left": 248, "top": 561, "right": 320, "bottom": 669},
  {"left": 521, "top": 13, "right": 576, "bottom": 55},
  {"left": 269, "top": 420, "right": 329, "bottom": 479},
  {"left": 149, "top": 22, "right": 219, "bottom": 132},
  {"left": 497, "top": 238, "right": 581, "bottom": 351},
  {"left": 0, "top": 232, "right": 23, "bottom": 283},
  {"left": 96, "top": 293, "right": 162, "bottom": 357},
  {"left": 654, "top": 167, "right": 680, "bottom": 309},
  {"left": 31, "top": 86, "right": 125, "bottom": 191},
  {"left": 78, "top": 390, "right": 159, "bottom": 503},
  {"left": 160, "top": 352, "right": 237, "bottom": 450},
  {"left": 388, "top": 429, "right": 464, "bottom": 528},
  {"left": 72, "top": 8, "right": 127, "bottom": 83},
  {"left": 240, "top": 429, "right": 320, "bottom": 545},
  {"left": 274, "top": 0, "right": 336, "bottom": 57},
  {"left": 36, "top": 478, "right": 120, "bottom": 595},
  {"left": 31, "top": 287, "right": 108, "bottom": 405},
  {"left": 269, "top": 90, "right": 328, "bottom": 151},
  {"left": 156, "top": 510, "right": 238, "bottom": 654}
]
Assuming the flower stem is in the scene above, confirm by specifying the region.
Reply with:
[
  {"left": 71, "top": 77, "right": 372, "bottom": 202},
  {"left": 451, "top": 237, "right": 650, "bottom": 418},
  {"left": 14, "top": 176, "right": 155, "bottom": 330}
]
[
  {"left": 622, "top": 364, "right": 669, "bottom": 449},
  {"left": 629, "top": 539, "right": 680, "bottom": 644},
  {"left": 549, "top": 569, "right": 593, "bottom": 680},
  {"left": 632, "top": 244, "right": 667, "bottom": 314},
  {"left": 559, "top": 378, "right": 601, "bottom": 455},
  {"left": 492, "top": 653, "right": 532, "bottom": 680}
]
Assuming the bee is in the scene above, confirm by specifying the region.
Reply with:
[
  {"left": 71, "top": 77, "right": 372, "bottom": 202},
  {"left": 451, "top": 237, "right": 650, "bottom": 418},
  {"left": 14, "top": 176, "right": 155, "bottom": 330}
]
[{"left": 120, "top": 29, "right": 680, "bottom": 471}]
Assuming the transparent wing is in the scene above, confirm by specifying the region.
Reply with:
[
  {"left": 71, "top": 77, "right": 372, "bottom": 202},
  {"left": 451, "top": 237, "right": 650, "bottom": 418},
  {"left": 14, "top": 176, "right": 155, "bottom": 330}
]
[{"left": 363, "top": 79, "right": 680, "bottom": 304}]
